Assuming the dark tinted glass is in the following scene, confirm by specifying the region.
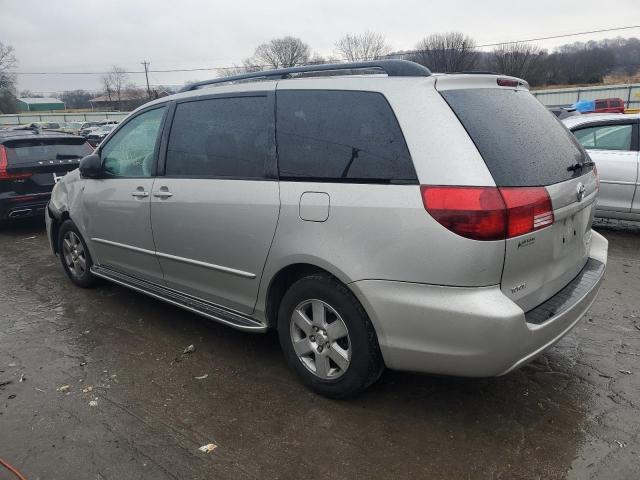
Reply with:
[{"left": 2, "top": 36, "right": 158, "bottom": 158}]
[
  {"left": 276, "top": 90, "right": 417, "bottom": 183},
  {"left": 166, "top": 96, "right": 271, "bottom": 178},
  {"left": 441, "top": 88, "right": 589, "bottom": 187},
  {"left": 5, "top": 138, "right": 93, "bottom": 165}
]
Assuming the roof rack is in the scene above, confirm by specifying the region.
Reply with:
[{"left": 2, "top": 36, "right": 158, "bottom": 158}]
[{"left": 179, "top": 59, "right": 432, "bottom": 92}]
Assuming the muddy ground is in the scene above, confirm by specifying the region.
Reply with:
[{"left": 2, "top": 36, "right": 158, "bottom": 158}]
[{"left": 0, "top": 218, "right": 638, "bottom": 480}]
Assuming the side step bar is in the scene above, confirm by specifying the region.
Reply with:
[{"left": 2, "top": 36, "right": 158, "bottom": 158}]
[{"left": 91, "top": 266, "right": 267, "bottom": 332}]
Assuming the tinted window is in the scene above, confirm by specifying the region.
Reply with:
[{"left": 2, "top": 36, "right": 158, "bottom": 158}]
[
  {"left": 165, "top": 96, "right": 271, "bottom": 178},
  {"left": 441, "top": 89, "right": 589, "bottom": 187},
  {"left": 5, "top": 138, "right": 92, "bottom": 165},
  {"left": 276, "top": 90, "right": 416, "bottom": 183},
  {"left": 101, "top": 107, "right": 165, "bottom": 178},
  {"left": 595, "top": 100, "right": 607, "bottom": 109},
  {"left": 574, "top": 124, "right": 633, "bottom": 151}
]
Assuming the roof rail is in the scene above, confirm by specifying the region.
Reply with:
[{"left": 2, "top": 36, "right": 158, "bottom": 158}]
[{"left": 179, "top": 59, "right": 432, "bottom": 92}]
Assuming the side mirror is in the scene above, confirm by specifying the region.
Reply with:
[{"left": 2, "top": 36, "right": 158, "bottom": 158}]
[{"left": 79, "top": 153, "right": 102, "bottom": 179}]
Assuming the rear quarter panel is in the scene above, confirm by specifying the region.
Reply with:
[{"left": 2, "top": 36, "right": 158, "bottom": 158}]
[{"left": 256, "top": 78, "right": 506, "bottom": 318}]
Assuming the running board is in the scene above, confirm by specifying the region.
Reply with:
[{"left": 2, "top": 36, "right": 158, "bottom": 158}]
[{"left": 90, "top": 266, "right": 266, "bottom": 332}]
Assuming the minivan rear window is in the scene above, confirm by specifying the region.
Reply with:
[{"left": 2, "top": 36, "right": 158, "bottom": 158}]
[
  {"left": 4, "top": 138, "right": 92, "bottom": 165},
  {"left": 440, "top": 89, "right": 590, "bottom": 187}
]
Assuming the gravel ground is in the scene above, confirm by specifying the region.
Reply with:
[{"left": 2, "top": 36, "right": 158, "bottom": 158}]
[{"left": 0, "top": 218, "right": 638, "bottom": 480}]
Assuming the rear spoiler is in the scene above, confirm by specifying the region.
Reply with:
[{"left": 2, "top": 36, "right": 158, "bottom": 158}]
[{"left": 434, "top": 74, "right": 529, "bottom": 91}]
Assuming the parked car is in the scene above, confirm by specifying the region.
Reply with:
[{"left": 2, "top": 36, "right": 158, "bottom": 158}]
[
  {"left": 573, "top": 98, "right": 626, "bottom": 114},
  {"left": 80, "top": 120, "right": 118, "bottom": 138},
  {"left": 594, "top": 98, "right": 626, "bottom": 114},
  {"left": 23, "top": 121, "right": 62, "bottom": 130},
  {"left": 0, "top": 129, "right": 93, "bottom": 224},
  {"left": 563, "top": 113, "right": 639, "bottom": 221},
  {"left": 59, "top": 122, "right": 85, "bottom": 135},
  {"left": 46, "top": 60, "right": 607, "bottom": 398},
  {"left": 86, "top": 124, "right": 116, "bottom": 146},
  {"left": 549, "top": 107, "right": 581, "bottom": 119}
]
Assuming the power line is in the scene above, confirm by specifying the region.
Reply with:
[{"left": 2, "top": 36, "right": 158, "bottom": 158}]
[
  {"left": 473, "top": 24, "right": 640, "bottom": 48},
  {"left": 8, "top": 24, "right": 640, "bottom": 76}
]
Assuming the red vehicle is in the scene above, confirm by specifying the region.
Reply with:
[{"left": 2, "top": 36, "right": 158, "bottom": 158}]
[{"left": 593, "top": 98, "right": 625, "bottom": 113}]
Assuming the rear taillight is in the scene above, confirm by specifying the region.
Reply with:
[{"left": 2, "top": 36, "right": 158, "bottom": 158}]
[
  {"left": 420, "top": 186, "right": 506, "bottom": 241},
  {"left": 421, "top": 185, "right": 554, "bottom": 241},
  {"left": 0, "top": 145, "right": 32, "bottom": 181},
  {"left": 499, "top": 187, "right": 554, "bottom": 238}
]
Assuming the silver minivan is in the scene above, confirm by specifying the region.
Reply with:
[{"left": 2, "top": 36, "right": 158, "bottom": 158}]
[{"left": 46, "top": 60, "right": 608, "bottom": 398}]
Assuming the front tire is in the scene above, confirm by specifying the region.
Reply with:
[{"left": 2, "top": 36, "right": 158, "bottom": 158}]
[
  {"left": 277, "top": 274, "right": 384, "bottom": 398},
  {"left": 57, "top": 219, "right": 97, "bottom": 288}
]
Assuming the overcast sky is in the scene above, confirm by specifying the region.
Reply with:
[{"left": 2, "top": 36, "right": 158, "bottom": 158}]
[{"left": 3, "top": 0, "right": 640, "bottom": 94}]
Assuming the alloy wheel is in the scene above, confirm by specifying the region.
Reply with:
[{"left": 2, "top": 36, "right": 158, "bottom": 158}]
[
  {"left": 62, "top": 231, "right": 87, "bottom": 278},
  {"left": 289, "top": 299, "right": 351, "bottom": 380}
]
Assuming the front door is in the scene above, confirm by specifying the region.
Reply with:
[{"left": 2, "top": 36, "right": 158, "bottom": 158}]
[
  {"left": 573, "top": 121, "right": 639, "bottom": 213},
  {"left": 82, "top": 106, "right": 167, "bottom": 283},
  {"left": 150, "top": 93, "right": 279, "bottom": 314}
]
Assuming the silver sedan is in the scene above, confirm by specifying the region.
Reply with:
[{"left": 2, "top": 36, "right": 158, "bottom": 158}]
[{"left": 563, "top": 113, "right": 640, "bottom": 221}]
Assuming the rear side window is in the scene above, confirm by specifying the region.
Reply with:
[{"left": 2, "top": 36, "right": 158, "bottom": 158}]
[
  {"left": 166, "top": 96, "right": 271, "bottom": 179},
  {"left": 276, "top": 90, "right": 417, "bottom": 183},
  {"left": 4, "top": 138, "right": 92, "bottom": 165},
  {"left": 595, "top": 100, "right": 607, "bottom": 109},
  {"left": 574, "top": 124, "right": 633, "bottom": 151},
  {"left": 441, "top": 89, "right": 589, "bottom": 187}
]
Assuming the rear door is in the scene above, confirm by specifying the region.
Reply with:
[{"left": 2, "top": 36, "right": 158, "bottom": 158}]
[
  {"left": 150, "top": 91, "right": 280, "bottom": 314},
  {"left": 438, "top": 80, "right": 598, "bottom": 311},
  {"left": 571, "top": 121, "right": 639, "bottom": 214}
]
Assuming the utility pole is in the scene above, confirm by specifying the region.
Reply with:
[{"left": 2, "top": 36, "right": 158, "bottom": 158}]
[{"left": 141, "top": 60, "right": 152, "bottom": 99}]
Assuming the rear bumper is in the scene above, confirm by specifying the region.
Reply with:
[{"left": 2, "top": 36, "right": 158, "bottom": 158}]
[
  {"left": 0, "top": 193, "right": 51, "bottom": 220},
  {"left": 350, "top": 230, "right": 608, "bottom": 377}
]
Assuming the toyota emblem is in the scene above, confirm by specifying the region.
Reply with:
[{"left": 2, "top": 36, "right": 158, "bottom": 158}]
[{"left": 577, "top": 183, "right": 585, "bottom": 201}]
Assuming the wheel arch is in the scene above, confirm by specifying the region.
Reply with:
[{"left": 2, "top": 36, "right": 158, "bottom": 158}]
[
  {"left": 264, "top": 261, "right": 357, "bottom": 330},
  {"left": 50, "top": 209, "right": 71, "bottom": 255}
]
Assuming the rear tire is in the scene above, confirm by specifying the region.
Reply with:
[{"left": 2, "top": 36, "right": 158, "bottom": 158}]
[
  {"left": 57, "top": 219, "right": 97, "bottom": 288},
  {"left": 277, "top": 274, "right": 384, "bottom": 398}
]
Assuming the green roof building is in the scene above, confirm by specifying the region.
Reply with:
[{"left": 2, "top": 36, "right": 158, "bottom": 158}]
[{"left": 17, "top": 97, "right": 65, "bottom": 112}]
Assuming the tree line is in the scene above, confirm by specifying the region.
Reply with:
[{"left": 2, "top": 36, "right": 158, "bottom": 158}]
[
  {"left": 1, "top": 33, "right": 640, "bottom": 113},
  {"left": 222, "top": 32, "right": 640, "bottom": 87}
]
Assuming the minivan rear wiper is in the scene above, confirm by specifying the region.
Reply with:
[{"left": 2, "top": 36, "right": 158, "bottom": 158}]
[{"left": 567, "top": 161, "right": 595, "bottom": 172}]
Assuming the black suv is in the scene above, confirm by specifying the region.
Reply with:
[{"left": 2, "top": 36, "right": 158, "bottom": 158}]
[{"left": 0, "top": 129, "right": 92, "bottom": 223}]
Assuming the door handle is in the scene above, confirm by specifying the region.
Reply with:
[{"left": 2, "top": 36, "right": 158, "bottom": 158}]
[
  {"left": 131, "top": 191, "right": 149, "bottom": 198},
  {"left": 153, "top": 189, "right": 173, "bottom": 198}
]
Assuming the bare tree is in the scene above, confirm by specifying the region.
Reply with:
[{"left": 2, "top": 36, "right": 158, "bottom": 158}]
[
  {"left": 491, "top": 43, "right": 542, "bottom": 80},
  {"left": 410, "top": 32, "right": 478, "bottom": 72},
  {"left": 335, "top": 31, "right": 390, "bottom": 62},
  {"left": 101, "top": 66, "right": 128, "bottom": 110},
  {"left": 0, "top": 41, "right": 18, "bottom": 90},
  {"left": 60, "top": 90, "right": 93, "bottom": 109},
  {"left": 252, "top": 36, "right": 310, "bottom": 69},
  {"left": 19, "top": 89, "right": 42, "bottom": 98},
  {"left": 217, "top": 59, "right": 263, "bottom": 78}
]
